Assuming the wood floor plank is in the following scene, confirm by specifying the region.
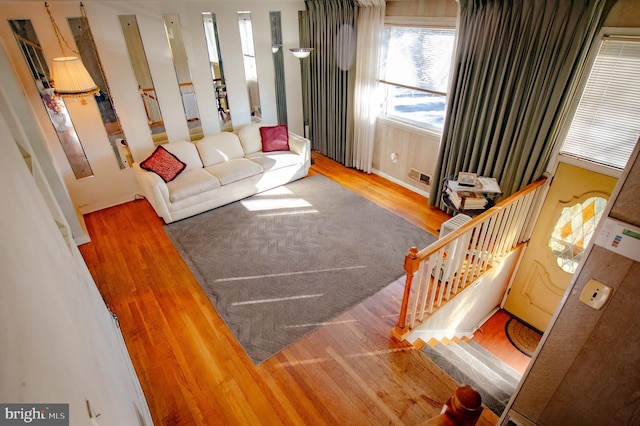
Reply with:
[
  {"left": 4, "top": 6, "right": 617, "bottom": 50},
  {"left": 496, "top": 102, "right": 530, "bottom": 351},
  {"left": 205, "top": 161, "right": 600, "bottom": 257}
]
[
  {"left": 79, "top": 152, "right": 503, "bottom": 425},
  {"left": 472, "top": 310, "right": 532, "bottom": 374}
]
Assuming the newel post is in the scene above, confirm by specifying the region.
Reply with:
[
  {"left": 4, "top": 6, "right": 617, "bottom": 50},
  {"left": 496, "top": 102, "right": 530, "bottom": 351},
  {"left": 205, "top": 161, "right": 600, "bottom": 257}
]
[{"left": 392, "top": 247, "right": 420, "bottom": 341}]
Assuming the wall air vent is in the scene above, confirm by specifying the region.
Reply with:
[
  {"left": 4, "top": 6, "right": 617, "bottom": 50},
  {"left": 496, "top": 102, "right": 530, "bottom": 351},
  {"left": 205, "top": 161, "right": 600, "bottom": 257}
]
[{"left": 408, "top": 168, "right": 431, "bottom": 186}]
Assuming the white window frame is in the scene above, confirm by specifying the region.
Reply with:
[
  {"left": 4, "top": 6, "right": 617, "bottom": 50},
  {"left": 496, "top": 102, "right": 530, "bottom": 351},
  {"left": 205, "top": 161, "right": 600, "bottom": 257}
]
[
  {"left": 378, "top": 17, "right": 457, "bottom": 135},
  {"left": 551, "top": 27, "right": 640, "bottom": 178}
]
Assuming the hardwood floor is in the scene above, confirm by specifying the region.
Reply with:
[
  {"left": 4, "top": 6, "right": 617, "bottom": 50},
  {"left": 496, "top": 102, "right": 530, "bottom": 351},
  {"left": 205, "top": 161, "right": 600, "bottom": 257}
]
[
  {"left": 472, "top": 310, "right": 532, "bottom": 375},
  {"left": 80, "top": 152, "right": 510, "bottom": 425}
]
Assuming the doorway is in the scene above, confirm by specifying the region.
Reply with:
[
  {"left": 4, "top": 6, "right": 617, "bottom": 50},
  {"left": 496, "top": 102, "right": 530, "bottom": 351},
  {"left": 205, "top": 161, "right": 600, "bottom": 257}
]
[{"left": 503, "top": 162, "right": 617, "bottom": 332}]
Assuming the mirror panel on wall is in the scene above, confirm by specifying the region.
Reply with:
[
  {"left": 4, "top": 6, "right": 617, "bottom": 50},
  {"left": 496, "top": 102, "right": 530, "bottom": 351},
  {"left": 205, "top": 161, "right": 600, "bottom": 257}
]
[
  {"left": 269, "top": 11, "right": 287, "bottom": 125},
  {"left": 238, "top": 11, "right": 261, "bottom": 122},
  {"left": 202, "top": 12, "right": 232, "bottom": 131},
  {"left": 9, "top": 19, "right": 93, "bottom": 179},
  {"left": 68, "top": 15, "right": 132, "bottom": 169},
  {"left": 119, "top": 15, "right": 167, "bottom": 145},
  {"left": 163, "top": 13, "right": 202, "bottom": 141}
]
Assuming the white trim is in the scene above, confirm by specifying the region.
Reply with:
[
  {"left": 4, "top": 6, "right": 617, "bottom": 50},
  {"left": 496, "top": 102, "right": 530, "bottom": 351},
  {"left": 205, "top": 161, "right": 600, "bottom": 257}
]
[
  {"left": 372, "top": 168, "right": 431, "bottom": 198},
  {"left": 376, "top": 114, "right": 443, "bottom": 139},
  {"left": 547, "top": 26, "right": 640, "bottom": 176},
  {"left": 74, "top": 233, "right": 92, "bottom": 246},
  {"left": 78, "top": 192, "right": 139, "bottom": 215},
  {"left": 601, "top": 27, "right": 640, "bottom": 37},
  {"left": 556, "top": 154, "right": 622, "bottom": 179},
  {"left": 384, "top": 16, "right": 457, "bottom": 27}
]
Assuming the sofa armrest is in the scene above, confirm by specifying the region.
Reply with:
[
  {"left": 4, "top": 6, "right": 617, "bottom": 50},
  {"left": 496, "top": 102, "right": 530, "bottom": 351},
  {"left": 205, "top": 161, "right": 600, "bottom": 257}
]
[
  {"left": 132, "top": 162, "right": 172, "bottom": 222},
  {"left": 288, "top": 132, "right": 311, "bottom": 164}
]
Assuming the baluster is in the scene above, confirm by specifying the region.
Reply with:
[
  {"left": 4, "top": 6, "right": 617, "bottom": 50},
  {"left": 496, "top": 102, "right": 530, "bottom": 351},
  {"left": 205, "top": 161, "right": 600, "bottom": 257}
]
[{"left": 414, "top": 263, "right": 429, "bottom": 323}]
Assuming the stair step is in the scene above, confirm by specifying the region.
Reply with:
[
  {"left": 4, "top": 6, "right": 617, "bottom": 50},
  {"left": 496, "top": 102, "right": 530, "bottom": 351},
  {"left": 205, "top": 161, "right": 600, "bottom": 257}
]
[
  {"left": 464, "top": 341, "right": 522, "bottom": 383},
  {"left": 420, "top": 340, "right": 519, "bottom": 416},
  {"left": 425, "top": 338, "right": 440, "bottom": 347},
  {"left": 421, "top": 345, "right": 509, "bottom": 416},
  {"left": 444, "top": 342, "right": 518, "bottom": 392}
]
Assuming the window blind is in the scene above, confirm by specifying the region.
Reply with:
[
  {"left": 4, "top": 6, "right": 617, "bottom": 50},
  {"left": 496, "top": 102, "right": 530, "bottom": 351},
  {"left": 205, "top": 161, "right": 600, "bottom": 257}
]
[{"left": 561, "top": 38, "right": 640, "bottom": 170}]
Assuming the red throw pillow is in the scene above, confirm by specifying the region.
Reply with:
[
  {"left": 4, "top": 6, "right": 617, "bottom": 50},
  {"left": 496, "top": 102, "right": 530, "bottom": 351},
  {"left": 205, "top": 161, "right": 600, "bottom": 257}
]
[
  {"left": 139, "top": 145, "right": 186, "bottom": 182},
  {"left": 260, "top": 125, "right": 290, "bottom": 152}
]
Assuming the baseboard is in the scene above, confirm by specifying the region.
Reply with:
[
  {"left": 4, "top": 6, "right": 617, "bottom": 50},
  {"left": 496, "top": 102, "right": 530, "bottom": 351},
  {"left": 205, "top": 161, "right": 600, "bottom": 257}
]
[
  {"left": 78, "top": 192, "right": 139, "bottom": 215},
  {"left": 371, "top": 168, "right": 431, "bottom": 198},
  {"left": 74, "top": 233, "right": 91, "bottom": 246}
]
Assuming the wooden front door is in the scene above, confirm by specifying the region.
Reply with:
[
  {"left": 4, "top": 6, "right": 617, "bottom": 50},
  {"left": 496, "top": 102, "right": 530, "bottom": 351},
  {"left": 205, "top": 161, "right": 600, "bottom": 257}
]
[{"left": 503, "top": 162, "right": 617, "bottom": 332}]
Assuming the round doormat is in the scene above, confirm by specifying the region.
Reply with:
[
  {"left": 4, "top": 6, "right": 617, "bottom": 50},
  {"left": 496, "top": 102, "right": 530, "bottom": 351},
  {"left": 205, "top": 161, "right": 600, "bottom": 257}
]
[{"left": 505, "top": 318, "right": 542, "bottom": 357}]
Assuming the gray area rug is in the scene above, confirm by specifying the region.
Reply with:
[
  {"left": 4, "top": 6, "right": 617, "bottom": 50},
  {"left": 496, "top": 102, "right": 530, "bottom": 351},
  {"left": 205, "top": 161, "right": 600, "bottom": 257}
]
[{"left": 164, "top": 174, "right": 437, "bottom": 364}]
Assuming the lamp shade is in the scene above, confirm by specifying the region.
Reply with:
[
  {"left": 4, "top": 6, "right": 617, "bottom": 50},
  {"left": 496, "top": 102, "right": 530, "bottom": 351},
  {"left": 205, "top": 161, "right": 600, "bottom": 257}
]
[
  {"left": 290, "top": 48, "right": 314, "bottom": 59},
  {"left": 51, "top": 56, "right": 99, "bottom": 97}
]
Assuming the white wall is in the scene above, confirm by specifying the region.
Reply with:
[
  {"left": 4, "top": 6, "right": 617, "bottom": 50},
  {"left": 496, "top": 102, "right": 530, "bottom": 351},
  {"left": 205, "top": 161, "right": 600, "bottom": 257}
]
[
  {"left": 0, "top": 0, "right": 305, "bottom": 215},
  {"left": 406, "top": 248, "right": 520, "bottom": 343},
  {"left": 373, "top": 119, "right": 443, "bottom": 198},
  {"left": 372, "top": 4, "right": 459, "bottom": 198},
  {"left": 0, "top": 84, "right": 152, "bottom": 425}
]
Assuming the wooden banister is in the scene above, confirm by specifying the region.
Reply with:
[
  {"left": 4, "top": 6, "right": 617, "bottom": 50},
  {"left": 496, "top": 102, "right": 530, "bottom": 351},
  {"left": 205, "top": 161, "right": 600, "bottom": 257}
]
[
  {"left": 415, "top": 177, "right": 547, "bottom": 262},
  {"left": 393, "top": 177, "right": 548, "bottom": 340},
  {"left": 393, "top": 247, "right": 419, "bottom": 338}
]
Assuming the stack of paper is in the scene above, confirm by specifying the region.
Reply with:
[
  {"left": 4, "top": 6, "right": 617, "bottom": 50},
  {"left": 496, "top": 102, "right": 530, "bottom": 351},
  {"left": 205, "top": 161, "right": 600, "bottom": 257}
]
[
  {"left": 444, "top": 176, "right": 502, "bottom": 210},
  {"left": 447, "top": 177, "right": 501, "bottom": 194},
  {"left": 446, "top": 188, "right": 488, "bottom": 210}
]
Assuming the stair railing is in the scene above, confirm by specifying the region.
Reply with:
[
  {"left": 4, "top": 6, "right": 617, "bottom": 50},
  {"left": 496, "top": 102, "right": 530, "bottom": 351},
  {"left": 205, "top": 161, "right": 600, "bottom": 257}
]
[{"left": 393, "top": 177, "right": 548, "bottom": 341}]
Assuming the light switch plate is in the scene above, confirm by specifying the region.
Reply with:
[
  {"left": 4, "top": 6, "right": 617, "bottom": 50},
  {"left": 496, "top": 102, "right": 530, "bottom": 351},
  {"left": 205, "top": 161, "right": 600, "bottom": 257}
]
[{"left": 579, "top": 279, "right": 612, "bottom": 310}]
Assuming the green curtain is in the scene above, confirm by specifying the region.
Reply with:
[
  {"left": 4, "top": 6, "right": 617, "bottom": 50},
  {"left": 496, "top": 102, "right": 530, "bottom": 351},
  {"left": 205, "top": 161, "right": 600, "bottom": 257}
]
[
  {"left": 305, "top": 0, "right": 357, "bottom": 164},
  {"left": 430, "top": 0, "right": 616, "bottom": 209}
]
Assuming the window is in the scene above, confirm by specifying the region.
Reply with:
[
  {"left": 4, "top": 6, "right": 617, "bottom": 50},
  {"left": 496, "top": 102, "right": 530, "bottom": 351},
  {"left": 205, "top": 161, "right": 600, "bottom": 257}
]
[
  {"left": 549, "top": 196, "right": 607, "bottom": 273},
  {"left": 561, "top": 36, "right": 640, "bottom": 170},
  {"left": 378, "top": 26, "right": 456, "bottom": 132}
]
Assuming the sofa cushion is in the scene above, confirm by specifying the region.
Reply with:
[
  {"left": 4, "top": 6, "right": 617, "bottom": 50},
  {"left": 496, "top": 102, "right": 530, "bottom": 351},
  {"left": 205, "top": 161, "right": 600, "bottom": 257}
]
[
  {"left": 246, "top": 151, "right": 302, "bottom": 172},
  {"left": 196, "top": 133, "right": 245, "bottom": 166},
  {"left": 260, "top": 125, "right": 290, "bottom": 152},
  {"left": 237, "top": 123, "right": 268, "bottom": 154},
  {"left": 162, "top": 140, "right": 203, "bottom": 171},
  {"left": 166, "top": 169, "right": 221, "bottom": 203},
  {"left": 139, "top": 145, "right": 186, "bottom": 182},
  {"left": 205, "top": 158, "right": 263, "bottom": 185}
]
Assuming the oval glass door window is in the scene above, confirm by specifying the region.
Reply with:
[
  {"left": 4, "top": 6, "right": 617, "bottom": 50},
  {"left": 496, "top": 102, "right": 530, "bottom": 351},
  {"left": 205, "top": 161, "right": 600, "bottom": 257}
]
[{"left": 549, "top": 196, "right": 608, "bottom": 273}]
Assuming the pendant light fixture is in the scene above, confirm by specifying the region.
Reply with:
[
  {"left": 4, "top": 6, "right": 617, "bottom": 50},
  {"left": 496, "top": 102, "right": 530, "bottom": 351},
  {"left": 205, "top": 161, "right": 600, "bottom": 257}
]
[
  {"left": 45, "top": 2, "right": 99, "bottom": 103},
  {"left": 289, "top": 47, "right": 314, "bottom": 59}
]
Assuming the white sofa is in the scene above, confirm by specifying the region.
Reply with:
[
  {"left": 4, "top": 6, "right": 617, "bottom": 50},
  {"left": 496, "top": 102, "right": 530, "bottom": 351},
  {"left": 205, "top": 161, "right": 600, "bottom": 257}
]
[{"left": 133, "top": 124, "right": 311, "bottom": 223}]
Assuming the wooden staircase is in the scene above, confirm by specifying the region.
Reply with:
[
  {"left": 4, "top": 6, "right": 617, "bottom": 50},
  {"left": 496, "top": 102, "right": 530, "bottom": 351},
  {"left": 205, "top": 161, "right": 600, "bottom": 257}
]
[
  {"left": 421, "top": 335, "right": 472, "bottom": 348},
  {"left": 393, "top": 177, "right": 548, "bottom": 343},
  {"left": 419, "top": 337, "right": 522, "bottom": 416}
]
